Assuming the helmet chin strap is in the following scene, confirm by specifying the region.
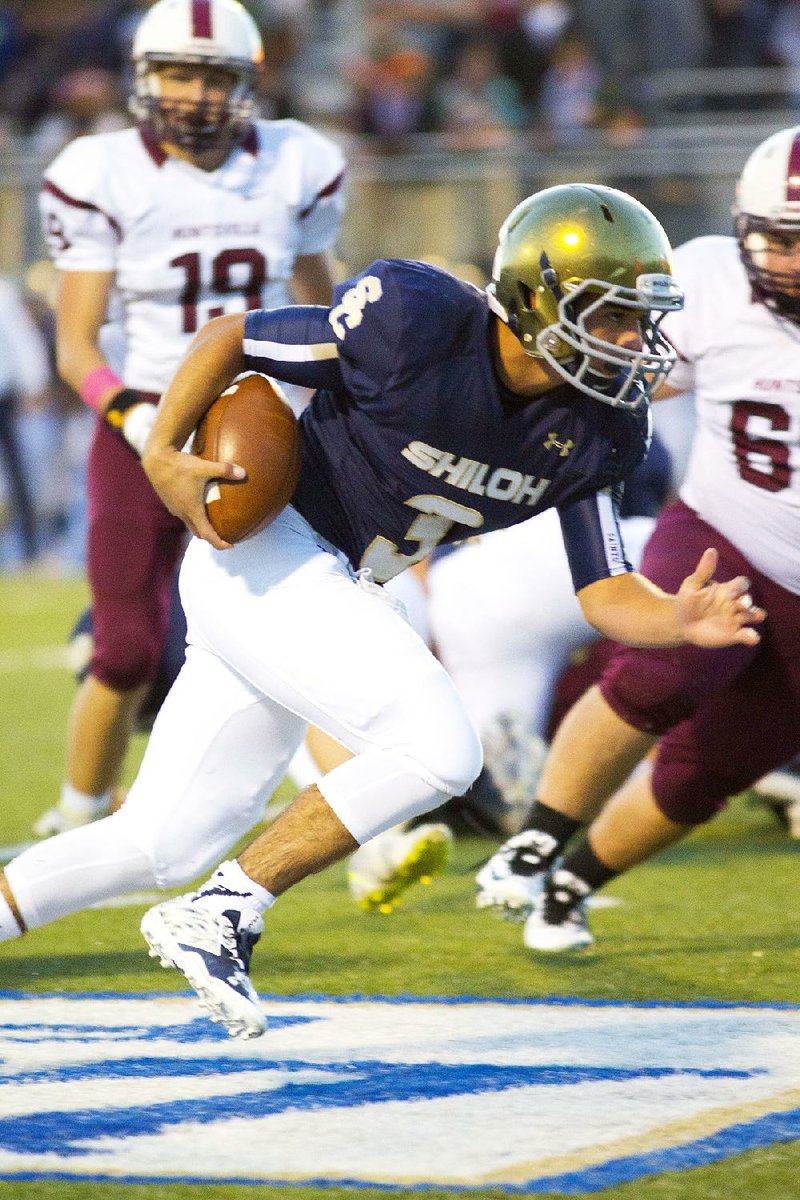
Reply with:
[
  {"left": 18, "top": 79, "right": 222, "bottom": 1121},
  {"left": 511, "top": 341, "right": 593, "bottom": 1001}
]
[{"left": 539, "top": 251, "right": 564, "bottom": 303}]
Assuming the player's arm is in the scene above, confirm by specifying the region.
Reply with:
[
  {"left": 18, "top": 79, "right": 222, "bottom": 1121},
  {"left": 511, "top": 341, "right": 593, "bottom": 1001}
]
[
  {"left": 289, "top": 251, "right": 337, "bottom": 305},
  {"left": 559, "top": 490, "right": 764, "bottom": 648},
  {"left": 577, "top": 554, "right": 763, "bottom": 648},
  {"left": 143, "top": 306, "right": 343, "bottom": 548},
  {"left": 142, "top": 313, "right": 248, "bottom": 549},
  {"left": 56, "top": 270, "right": 156, "bottom": 454}
]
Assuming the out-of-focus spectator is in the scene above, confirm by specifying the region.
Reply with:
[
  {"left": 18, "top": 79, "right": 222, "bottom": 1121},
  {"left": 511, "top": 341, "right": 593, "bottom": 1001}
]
[
  {"left": 767, "top": 1, "right": 800, "bottom": 68},
  {"left": 482, "top": 0, "right": 573, "bottom": 110},
  {"left": 707, "top": 0, "right": 779, "bottom": 68},
  {"left": 520, "top": 0, "right": 574, "bottom": 43},
  {"left": 573, "top": 0, "right": 710, "bottom": 105},
  {"left": 597, "top": 97, "right": 646, "bottom": 147},
  {"left": 366, "top": 0, "right": 481, "bottom": 67},
  {"left": 536, "top": 29, "right": 602, "bottom": 145},
  {"left": 241, "top": 0, "right": 314, "bottom": 118},
  {"left": 348, "top": 40, "right": 439, "bottom": 150},
  {"left": 0, "top": 7, "right": 25, "bottom": 85},
  {"left": 0, "top": 0, "right": 138, "bottom": 132},
  {"left": 22, "top": 260, "right": 91, "bottom": 572},
  {"left": 434, "top": 35, "right": 526, "bottom": 149},
  {"left": 0, "top": 275, "right": 50, "bottom": 564},
  {"left": 29, "top": 68, "right": 128, "bottom": 162}
]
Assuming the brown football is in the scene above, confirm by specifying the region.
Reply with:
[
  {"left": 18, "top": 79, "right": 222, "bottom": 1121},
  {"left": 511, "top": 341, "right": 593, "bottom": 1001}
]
[{"left": 193, "top": 373, "right": 302, "bottom": 543}]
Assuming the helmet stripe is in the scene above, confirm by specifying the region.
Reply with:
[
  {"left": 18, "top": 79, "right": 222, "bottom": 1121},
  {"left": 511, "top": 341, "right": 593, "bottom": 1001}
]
[
  {"left": 787, "top": 132, "right": 800, "bottom": 201},
  {"left": 191, "top": 0, "right": 213, "bottom": 38}
]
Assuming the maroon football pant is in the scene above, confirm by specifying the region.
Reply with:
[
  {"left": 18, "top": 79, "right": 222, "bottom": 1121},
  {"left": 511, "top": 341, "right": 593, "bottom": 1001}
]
[
  {"left": 86, "top": 418, "right": 186, "bottom": 692},
  {"left": 598, "top": 500, "right": 800, "bottom": 824}
]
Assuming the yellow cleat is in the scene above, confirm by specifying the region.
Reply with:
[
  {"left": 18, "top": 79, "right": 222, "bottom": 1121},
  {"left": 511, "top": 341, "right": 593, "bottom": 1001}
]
[{"left": 348, "top": 823, "right": 453, "bottom": 914}]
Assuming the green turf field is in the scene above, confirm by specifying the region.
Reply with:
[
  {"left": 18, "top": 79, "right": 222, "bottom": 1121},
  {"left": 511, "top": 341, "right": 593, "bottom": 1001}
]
[{"left": 1, "top": 572, "right": 800, "bottom": 1199}]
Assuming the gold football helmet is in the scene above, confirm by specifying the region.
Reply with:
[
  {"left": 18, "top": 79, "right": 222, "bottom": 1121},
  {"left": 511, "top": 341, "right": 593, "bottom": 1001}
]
[{"left": 487, "top": 183, "right": 683, "bottom": 409}]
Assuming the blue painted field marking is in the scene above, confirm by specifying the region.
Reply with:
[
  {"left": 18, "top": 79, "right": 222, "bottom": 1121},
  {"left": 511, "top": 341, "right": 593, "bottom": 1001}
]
[{"left": 0, "top": 992, "right": 797, "bottom": 1192}]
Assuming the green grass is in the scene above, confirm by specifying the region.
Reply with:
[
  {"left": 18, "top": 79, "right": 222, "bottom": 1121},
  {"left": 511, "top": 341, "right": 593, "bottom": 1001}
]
[
  {"left": 3, "top": 1152, "right": 800, "bottom": 1200},
  {"left": 2, "top": 572, "right": 800, "bottom": 1198}
]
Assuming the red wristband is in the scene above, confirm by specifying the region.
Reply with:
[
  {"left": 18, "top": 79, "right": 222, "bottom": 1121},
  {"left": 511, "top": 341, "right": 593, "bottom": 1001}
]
[{"left": 79, "top": 365, "right": 124, "bottom": 413}]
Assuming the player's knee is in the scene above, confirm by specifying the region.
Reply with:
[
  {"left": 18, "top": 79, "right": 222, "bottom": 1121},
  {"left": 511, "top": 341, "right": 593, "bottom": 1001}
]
[
  {"left": 651, "top": 755, "right": 729, "bottom": 825},
  {"left": 92, "top": 625, "right": 162, "bottom": 691},
  {"left": 407, "top": 708, "right": 484, "bottom": 797},
  {"left": 600, "top": 652, "right": 697, "bottom": 736}
]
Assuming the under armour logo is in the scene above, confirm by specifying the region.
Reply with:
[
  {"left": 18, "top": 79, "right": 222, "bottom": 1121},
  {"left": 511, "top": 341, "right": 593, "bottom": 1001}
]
[{"left": 544, "top": 433, "right": 574, "bottom": 456}]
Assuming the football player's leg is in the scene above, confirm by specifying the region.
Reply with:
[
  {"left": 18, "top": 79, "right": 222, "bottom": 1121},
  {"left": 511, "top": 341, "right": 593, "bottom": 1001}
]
[
  {"left": 428, "top": 513, "right": 588, "bottom": 837},
  {"left": 176, "top": 519, "right": 483, "bottom": 843},
  {"left": 35, "top": 423, "right": 185, "bottom": 836},
  {"left": 477, "top": 683, "right": 658, "bottom": 918},
  {"left": 522, "top": 764, "right": 683, "bottom": 953},
  {"left": 292, "top": 725, "right": 454, "bottom": 914},
  {"left": 652, "top": 648, "right": 800, "bottom": 832},
  {"left": 150, "top": 603, "right": 477, "bottom": 1029},
  {"left": 735, "top": 579, "right": 800, "bottom": 835},
  {"left": 142, "top": 515, "right": 482, "bottom": 1033},
  {"left": 5, "top": 644, "right": 304, "bottom": 938},
  {"left": 524, "top": 611, "right": 800, "bottom": 953},
  {"left": 77, "top": 427, "right": 185, "bottom": 779},
  {"left": 288, "top": 568, "right": 431, "bottom": 789},
  {"left": 478, "top": 502, "right": 762, "bottom": 918}
]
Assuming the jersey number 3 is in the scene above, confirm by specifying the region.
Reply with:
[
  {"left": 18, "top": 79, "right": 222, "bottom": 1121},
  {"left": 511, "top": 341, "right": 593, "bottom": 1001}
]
[{"left": 361, "top": 494, "right": 484, "bottom": 583}]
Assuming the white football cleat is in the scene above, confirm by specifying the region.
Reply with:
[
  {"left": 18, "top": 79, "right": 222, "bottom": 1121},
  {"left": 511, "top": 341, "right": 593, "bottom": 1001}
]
[
  {"left": 141, "top": 896, "right": 266, "bottom": 1038},
  {"left": 752, "top": 766, "right": 800, "bottom": 838},
  {"left": 522, "top": 869, "right": 594, "bottom": 952},
  {"left": 348, "top": 823, "right": 452, "bottom": 913},
  {"left": 475, "top": 829, "right": 557, "bottom": 920}
]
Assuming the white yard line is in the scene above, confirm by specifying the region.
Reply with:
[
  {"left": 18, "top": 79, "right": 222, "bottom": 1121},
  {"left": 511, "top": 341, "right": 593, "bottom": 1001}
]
[{"left": 0, "top": 646, "right": 70, "bottom": 671}]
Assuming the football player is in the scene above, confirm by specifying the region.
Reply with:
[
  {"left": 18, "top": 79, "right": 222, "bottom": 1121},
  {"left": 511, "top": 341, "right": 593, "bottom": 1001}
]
[
  {"left": 33, "top": 0, "right": 345, "bottom": 837},
  {"left": 424, "top": 435, "right": 671, "bottom": 837},
  {"left": 0, "top": 184, "right": 762, "bottom": 1037},
  {"left": 476, "top": 126, "right": 800, "bottom": 952}
]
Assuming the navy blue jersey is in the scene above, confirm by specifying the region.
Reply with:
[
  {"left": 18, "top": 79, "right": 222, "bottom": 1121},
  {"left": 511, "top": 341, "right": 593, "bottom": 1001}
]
[
  {"left": 619, "top": 428, "right": 671, "bottom": 519},
  {"left": 243, "top": 259, "right": 651, "bottom": 589}
]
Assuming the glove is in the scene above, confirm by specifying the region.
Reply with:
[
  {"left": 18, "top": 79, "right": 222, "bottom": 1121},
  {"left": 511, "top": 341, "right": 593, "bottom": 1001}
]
[{"left": 104, "top": 389, "right": 158, "bottom": 457}]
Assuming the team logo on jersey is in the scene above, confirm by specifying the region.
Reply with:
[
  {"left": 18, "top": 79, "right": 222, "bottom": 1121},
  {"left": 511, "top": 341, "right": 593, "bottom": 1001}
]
[
  {"left": 0, "top": 993, "right": 799, "bottom": 1190},
  {"left": 544, "top": 432, "right": 575, "bottom": 456}
]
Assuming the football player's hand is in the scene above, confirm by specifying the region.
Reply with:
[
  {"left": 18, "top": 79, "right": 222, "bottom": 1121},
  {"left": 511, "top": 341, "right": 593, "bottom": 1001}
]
[
  {"left": 142, "top": 442, "right": 244, "bottom": 551},
  {"left": 104, "top": 389, "right": 157, "bottom": 456},
  {"left": 676, "top": 548, "right": 765, "bottom": 648}
]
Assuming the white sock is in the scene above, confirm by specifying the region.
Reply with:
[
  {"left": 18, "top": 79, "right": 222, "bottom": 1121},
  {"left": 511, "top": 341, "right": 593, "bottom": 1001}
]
[
  {"left": 0, "top": 893, "right": 22, "bottom": 942},
  {"left": 196, "top": 859, "right": 276, "bottom": 915},
  {"left": 59, "top": 783, "right": 112, "bottom": 819}
]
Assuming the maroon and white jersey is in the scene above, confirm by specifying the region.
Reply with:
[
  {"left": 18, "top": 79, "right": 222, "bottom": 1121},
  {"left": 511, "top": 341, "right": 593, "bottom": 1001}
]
[
  {"left": 662, "top": 234, "right": 800, "bottom": 594},
  {"left": 39, "top": 121, "right": 345, "bottom": 395}
]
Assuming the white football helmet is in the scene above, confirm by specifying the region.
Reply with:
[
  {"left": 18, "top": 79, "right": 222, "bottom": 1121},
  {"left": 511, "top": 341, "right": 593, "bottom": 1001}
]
[
  {"left": 130, "top": 0, "right": 264, "bottom": 154},
  {"left": 734, "top": 125, "right": 800, "bottom": 321}
]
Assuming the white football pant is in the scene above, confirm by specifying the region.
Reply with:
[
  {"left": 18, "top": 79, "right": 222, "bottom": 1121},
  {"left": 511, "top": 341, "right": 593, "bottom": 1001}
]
[
  {"left": 5, "top": 507, "right": 481, "bottom": 932},
  {"left": 427, "top": 510, "right": 655, "bottom": 738}
]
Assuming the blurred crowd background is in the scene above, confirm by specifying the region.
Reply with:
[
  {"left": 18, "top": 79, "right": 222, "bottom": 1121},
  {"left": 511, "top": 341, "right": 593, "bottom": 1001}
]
[{"left": 0, "top": 0, "right": 798, "bottom": 570}]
